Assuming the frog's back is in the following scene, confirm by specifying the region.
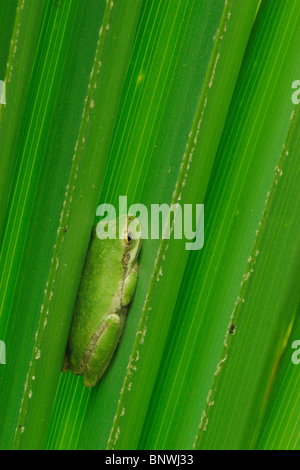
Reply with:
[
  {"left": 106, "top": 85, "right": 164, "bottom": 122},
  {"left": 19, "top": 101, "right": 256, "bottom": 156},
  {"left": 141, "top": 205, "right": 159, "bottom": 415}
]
[{"left": 67, "top": 232, "right": 124, "bottom": 373}]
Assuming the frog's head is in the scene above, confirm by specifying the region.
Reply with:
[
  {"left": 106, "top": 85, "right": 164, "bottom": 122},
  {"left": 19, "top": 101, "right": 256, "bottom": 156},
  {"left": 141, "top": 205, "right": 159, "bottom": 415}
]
[
  {"left": 119, "top": 215, "right": 142, "bottom": 268},
  {"left": 95, "top": 215, "right": 142, "bottom": 268}
]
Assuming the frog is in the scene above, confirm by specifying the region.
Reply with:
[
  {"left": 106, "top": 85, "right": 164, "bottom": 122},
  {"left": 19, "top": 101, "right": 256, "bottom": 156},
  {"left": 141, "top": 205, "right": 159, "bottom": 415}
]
[{"left": 63, "top": 215, "right": 141, "bottom": 387}]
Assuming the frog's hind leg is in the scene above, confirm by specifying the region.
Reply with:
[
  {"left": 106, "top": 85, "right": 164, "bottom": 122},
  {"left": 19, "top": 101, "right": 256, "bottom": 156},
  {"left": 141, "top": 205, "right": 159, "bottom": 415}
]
[{"left": 83, "top": 314, "right": 122, "bottom": 387}]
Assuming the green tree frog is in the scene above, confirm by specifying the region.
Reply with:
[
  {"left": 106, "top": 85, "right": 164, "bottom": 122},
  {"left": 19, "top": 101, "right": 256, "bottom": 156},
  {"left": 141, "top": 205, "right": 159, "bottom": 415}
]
[{"left": 63, "top": 215, "right": 141, "bottom": 387}]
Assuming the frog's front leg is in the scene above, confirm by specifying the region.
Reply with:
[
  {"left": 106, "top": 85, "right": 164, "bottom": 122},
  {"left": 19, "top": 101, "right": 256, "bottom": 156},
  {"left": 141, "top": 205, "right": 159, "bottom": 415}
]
[
  {"left": 122, "top": 263, "right": 139, "bottom": 306},
  {"left": 83, "top": 313, "right": 122, "bottom": 387}
]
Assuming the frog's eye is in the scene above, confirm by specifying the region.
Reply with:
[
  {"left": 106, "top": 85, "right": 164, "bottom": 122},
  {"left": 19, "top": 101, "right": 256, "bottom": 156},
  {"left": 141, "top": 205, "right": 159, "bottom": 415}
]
[{"left": 124, "top": 231, "right": 133, "bottom": 246}]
